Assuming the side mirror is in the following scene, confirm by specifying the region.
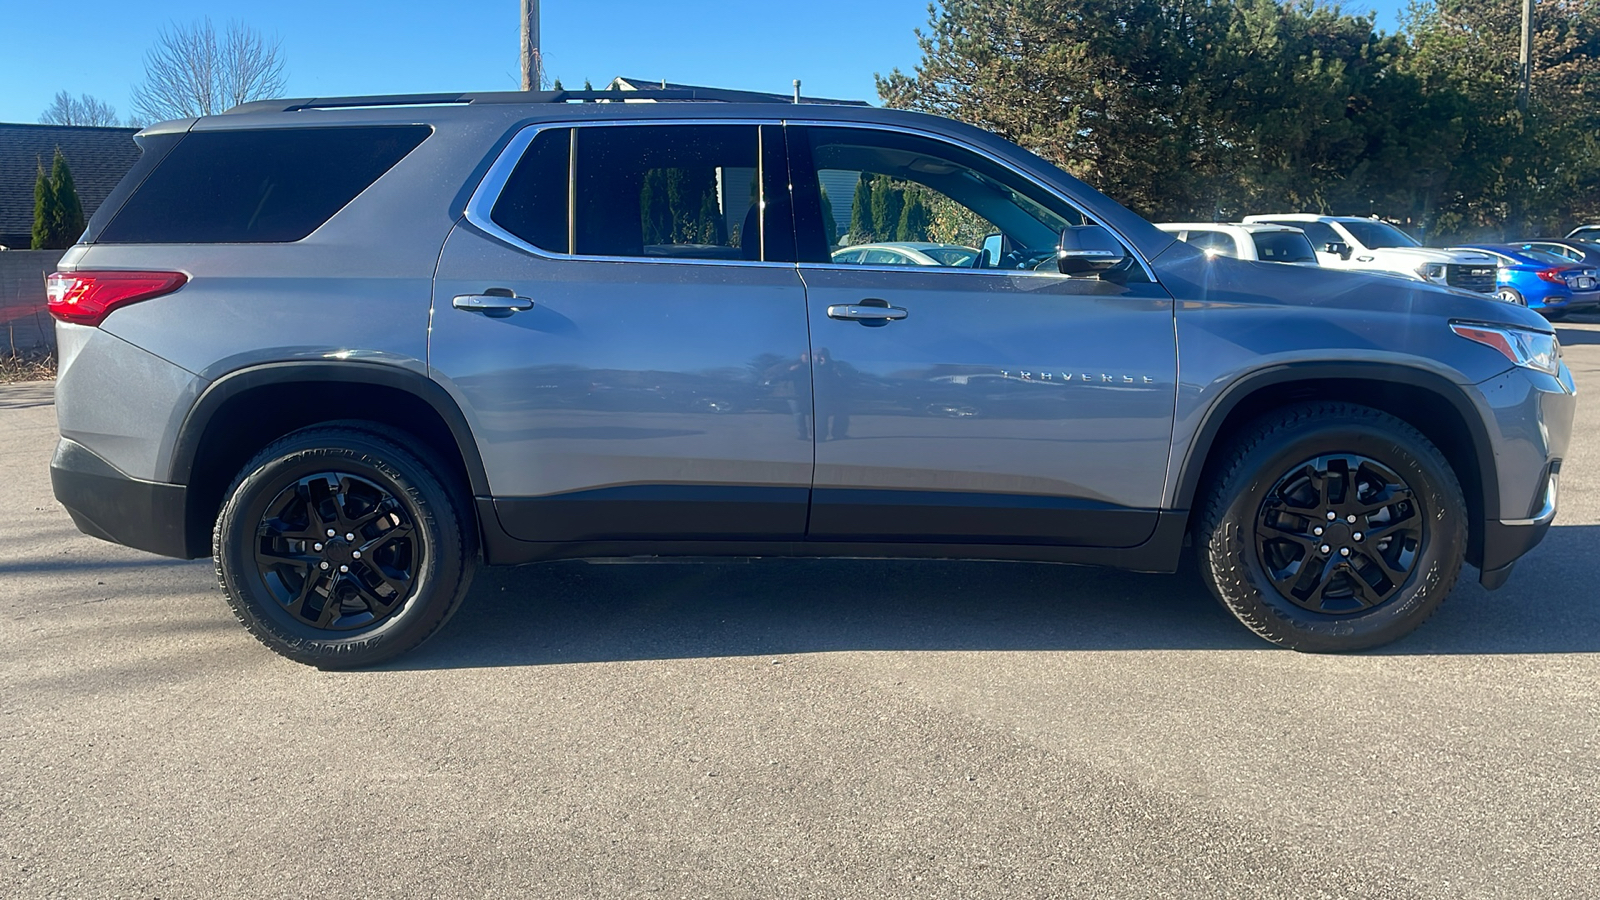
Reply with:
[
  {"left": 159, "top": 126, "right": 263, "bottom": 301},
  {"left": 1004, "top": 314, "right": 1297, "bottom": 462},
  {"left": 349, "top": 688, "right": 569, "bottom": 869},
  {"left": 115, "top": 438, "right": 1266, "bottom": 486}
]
[
  {"left": 1323, "top": 241, "right": 1352, "bottom": 260},
  {"left": 1057, "top": 225, "right": 1127, "bottom": 276},
  {"left": 979, "top": 232, "right": 1010, "bottom": 269}
]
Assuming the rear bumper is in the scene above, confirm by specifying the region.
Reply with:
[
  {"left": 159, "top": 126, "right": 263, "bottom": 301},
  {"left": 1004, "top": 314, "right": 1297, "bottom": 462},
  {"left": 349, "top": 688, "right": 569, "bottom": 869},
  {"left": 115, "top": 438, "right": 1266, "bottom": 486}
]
[{"left": 50, "top": 438, "right": 193, "bottom": 559}]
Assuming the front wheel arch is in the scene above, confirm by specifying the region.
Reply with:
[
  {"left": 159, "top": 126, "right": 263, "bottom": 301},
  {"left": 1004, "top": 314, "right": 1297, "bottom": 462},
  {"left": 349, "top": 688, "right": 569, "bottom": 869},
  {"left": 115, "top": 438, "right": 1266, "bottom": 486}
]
[{"left": 1174, "top": 364, "right": 1495, "bottom": 570}]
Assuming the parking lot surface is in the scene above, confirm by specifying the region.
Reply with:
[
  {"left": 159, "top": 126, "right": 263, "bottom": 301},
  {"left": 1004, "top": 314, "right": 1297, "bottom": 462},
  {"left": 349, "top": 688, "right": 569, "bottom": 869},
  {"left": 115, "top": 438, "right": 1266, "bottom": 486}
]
[{"left": 3, "top": 321, "right": 1598, "bottom": 899}]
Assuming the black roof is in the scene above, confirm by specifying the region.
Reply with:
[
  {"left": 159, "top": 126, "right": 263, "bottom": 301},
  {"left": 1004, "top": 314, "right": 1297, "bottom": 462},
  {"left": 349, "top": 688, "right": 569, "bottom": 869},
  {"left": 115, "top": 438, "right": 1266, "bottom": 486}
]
[{"left": 0, "top": 123, "right": 141, "bottom": 247}]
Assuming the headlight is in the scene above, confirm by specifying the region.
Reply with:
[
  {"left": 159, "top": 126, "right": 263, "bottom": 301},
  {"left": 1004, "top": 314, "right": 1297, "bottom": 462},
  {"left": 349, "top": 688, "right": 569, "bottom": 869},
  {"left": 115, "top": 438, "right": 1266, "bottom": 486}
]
[
  {"left": 1416, "top": 262, "right": 1447, "bottom": 282},
  {"left": 1450, "top": 322, "right": 1562, "bottom": 375}
]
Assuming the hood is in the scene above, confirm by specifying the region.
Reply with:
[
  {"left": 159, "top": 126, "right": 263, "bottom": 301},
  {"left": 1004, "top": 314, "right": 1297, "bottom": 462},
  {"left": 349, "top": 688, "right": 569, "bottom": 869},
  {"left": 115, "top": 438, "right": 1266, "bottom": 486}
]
[{"left": 1360, "top": 246, "right": 1497, "bottom": 265}]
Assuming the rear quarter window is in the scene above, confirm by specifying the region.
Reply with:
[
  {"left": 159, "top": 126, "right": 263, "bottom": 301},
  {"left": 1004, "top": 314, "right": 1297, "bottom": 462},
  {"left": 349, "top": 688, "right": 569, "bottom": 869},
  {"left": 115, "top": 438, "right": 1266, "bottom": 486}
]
[{"left": 97, "top": 125, "right": 431, "bottom": 243}]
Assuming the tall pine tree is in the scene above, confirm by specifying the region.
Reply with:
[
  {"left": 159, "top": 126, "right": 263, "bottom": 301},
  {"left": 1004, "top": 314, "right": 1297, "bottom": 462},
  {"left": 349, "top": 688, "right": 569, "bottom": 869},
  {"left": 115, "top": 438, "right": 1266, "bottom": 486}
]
[
  {"left": 52, "top": 149, "right": 85, "bottom": 245},
  {"left": 31, "top": 161, "right": 57, "bottom": 250},
  {"left": 869, "top": 175, "right": 903, "bottom": 244},
  {"left": 848, "top": 175, "right": 873, "bottom": 242}
]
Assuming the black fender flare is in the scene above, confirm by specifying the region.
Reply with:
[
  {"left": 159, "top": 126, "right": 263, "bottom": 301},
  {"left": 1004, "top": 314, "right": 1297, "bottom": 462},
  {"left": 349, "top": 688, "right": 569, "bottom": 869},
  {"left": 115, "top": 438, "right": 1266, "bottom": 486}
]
[
  {"left": 1172, "top": 361, "right": 1501, "bottom": 522},
  {"left": 170, "top": 360, "right": 490, "bottom": 496}
]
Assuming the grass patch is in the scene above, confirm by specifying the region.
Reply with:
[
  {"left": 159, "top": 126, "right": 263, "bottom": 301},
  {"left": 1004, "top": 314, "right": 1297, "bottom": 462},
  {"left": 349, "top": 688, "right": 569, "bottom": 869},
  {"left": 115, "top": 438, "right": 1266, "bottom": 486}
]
[{"left": 0, "top": 348, "right": 56, "bottom": 383}]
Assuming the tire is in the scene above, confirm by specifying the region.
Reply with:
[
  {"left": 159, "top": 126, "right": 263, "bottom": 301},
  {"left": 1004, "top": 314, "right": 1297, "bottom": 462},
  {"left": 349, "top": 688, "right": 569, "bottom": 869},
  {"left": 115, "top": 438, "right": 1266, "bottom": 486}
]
[
  {"left": 213, "top": 424, "right": 476, "bottom": 668},
  {"left": 1495, "top": 287, "right": 1524, "bottom": 306},
  {"left": 1196, "top": 403, "right": 1466, "bottom": 652}
]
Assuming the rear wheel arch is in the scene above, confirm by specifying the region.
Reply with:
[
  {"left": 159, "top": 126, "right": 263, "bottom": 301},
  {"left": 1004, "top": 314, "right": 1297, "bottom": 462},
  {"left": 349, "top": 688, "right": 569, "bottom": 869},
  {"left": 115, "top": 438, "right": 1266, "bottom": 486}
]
[
  {"left": 173, "top": 362, "right": 488, "bottom": 559},
  {"left": 1175, "top": 363, "right": 1498, "bottom": 568}
]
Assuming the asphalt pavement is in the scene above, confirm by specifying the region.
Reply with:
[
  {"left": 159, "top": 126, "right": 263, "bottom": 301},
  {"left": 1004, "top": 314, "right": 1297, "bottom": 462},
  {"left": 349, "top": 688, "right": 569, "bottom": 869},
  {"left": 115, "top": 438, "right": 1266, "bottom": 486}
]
[{"left": 2, "top": 325, "right": 1598, "bottom": 899}]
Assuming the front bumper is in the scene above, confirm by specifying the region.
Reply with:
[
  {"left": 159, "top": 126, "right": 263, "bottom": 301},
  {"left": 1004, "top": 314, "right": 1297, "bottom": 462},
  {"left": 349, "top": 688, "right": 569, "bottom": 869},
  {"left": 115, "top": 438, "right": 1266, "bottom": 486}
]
[
  {"left": 1472, "top": 362, "right": 1575, "bottom": 589},
  {"left": 51, "top": 438, "right": 193, "bottom": 559}
]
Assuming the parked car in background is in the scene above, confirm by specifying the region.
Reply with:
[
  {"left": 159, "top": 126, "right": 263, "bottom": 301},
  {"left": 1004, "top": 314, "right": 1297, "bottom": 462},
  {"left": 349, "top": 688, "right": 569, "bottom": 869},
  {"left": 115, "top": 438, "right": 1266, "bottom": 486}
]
[
  {"left": 1156, "top": 222, "right": 1318, "bottom": 264},
  {"left": 1564, "top": 225, "right": 1600, "bottom": 241},
  {"left": 1243, "top": 214, "right": 1500, "bottom": 293},
  {"left": 1454, "top": 244, "right": 1600, "bottom": 317},
  {"left": 831, "top": 242, "right": 978, "bottom": 268},
  {"left": 1518, "top": 238, "right": 1600, "bottom": 270}
]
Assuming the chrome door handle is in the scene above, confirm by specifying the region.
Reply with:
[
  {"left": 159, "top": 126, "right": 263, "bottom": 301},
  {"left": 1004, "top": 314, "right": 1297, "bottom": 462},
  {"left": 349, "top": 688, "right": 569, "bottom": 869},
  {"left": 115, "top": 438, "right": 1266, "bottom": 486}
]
[
  {"left": 453, "top": 293, "right": 533, "bottom": 315},
  {"left": 827, "top": 303, "right": 908, "bottom": 322}
]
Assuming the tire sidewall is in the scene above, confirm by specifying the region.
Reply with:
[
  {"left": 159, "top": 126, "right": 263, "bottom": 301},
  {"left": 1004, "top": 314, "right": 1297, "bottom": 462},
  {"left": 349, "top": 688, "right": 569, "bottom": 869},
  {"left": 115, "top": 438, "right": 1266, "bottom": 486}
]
[
  {"left": 1211, "top": 417, "right": 1465, "bottom": 651},
  {"left": 215, "top": 430, "right": 466, "bottom": 667}
]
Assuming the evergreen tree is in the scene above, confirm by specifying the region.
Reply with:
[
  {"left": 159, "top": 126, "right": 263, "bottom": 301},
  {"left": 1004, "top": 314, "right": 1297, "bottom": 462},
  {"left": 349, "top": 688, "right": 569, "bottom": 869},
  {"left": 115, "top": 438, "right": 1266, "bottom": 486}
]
[
  {"left": 552, "top": 77, "right": 565, "bottom": 91},
  {"left": 31, "top": 162, "right": 57, "bottom": 250},
  {"left": 819, "top": 187, "right": 838, "bottom": 246},
  {"left": 51, "top": 149, "right": 85, "bottom": 245},
  {"left": 897, "top": 192, "right": 930, "bottom": 242},
  {"left": 869, "top": 175, "right": 903, "bottom": 243},
  {"left": 583, "top": 79, "right": 594, "bottom": 90},
  {"left": 848, "top": 175, "right": 873, "bottom": 241}
]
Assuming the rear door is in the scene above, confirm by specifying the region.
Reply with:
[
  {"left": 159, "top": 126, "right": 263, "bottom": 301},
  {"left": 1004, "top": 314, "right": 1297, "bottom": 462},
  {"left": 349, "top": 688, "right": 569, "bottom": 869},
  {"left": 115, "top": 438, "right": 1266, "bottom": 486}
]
[
  {"left": 430, "top": 121, "right": 814, "bottom": 542},
  {"left": 785, "top": 124, "right": 1177, "bottom": 547}
]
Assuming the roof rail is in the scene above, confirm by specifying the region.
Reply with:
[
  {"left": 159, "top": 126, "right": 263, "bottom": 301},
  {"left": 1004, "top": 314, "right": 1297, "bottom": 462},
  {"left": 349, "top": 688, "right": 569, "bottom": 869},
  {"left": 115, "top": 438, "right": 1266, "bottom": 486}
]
[{"left": 223, "top": 86, "right": 870, "bottom": 115}]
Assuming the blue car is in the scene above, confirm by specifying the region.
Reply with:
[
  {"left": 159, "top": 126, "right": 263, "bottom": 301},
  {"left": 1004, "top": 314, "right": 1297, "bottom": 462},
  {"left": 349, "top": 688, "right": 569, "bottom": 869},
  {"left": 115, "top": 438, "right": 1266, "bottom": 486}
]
[{"left": 1454, "top": 243, "right": 1600, "bottom": 317}]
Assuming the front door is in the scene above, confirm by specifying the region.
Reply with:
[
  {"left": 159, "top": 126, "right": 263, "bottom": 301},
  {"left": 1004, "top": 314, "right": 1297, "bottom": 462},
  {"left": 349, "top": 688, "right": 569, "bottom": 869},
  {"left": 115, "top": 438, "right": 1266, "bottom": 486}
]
[
  {"left": 786, "top": 125, "right": 1177, "bottom": 547},
  {"left": 431, "top": 122, "right": 813, "bottom": 542}
]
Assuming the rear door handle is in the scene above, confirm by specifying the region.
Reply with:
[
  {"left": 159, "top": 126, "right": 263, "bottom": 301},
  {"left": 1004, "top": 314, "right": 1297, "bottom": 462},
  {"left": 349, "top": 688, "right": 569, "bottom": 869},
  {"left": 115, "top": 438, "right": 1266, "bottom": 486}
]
[
  {"left": 827, "top": 303, "right": 908, "bottom": 322},
  {"left": 453, "top": 292, "right": 533, "bottom": 315}
]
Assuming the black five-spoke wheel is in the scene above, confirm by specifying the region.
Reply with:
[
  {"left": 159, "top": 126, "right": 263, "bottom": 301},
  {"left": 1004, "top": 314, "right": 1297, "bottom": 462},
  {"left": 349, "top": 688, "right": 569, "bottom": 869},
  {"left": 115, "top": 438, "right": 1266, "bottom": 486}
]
[
  {"left": 254, "top": 471, "right": 420, "bottom": 630},
  {"left": 1255, "top": 454, "right": 1423, "bottom": 614}
]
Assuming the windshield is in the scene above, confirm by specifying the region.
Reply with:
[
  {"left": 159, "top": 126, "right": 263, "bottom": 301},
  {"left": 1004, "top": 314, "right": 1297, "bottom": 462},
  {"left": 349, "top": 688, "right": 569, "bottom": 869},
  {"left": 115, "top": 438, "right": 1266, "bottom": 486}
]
[
  {"left": 1252, "top": 231, "right": 1317, "bottom": 262},
  {"left": 1339, "top": 220, "right": 1421, "bottom": 249},
  {"left": 924, "top": 246, "right": 978, "bottom": 267}
]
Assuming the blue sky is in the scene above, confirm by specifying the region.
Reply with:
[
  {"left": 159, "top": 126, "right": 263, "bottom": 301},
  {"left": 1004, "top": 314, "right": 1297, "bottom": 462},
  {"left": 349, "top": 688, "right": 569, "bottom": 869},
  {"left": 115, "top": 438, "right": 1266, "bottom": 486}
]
[{"left": 0, "top": 0, "right": 1412, "bottom": 126}]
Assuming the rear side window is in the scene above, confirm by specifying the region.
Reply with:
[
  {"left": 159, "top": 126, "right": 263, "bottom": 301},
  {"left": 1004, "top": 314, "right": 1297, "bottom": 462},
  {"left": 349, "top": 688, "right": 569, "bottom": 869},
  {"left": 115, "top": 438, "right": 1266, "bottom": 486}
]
[
  {"left": 98, "top": 125, "right": 430, "bottom": 243},
  {"left": 1252, "top": 231, "right": 1316, "bottom": 262},
  {"left": 1183, "top": 230, "right": 1237, "bottom": 257}
]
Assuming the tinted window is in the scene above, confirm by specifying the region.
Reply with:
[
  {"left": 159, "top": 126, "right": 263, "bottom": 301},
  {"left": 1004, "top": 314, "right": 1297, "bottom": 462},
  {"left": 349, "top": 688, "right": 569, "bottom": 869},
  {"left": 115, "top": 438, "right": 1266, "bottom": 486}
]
[
  {"left": 1339, "top": 220, "right": 1420, "bottom": 249},
  {"left": 1183, "top": 230, "right": 1237, "bottom": 257},
  {"left": 1252, "top": 231, "right": 1317, "bottom": 262},
  {"left": 1527, "top": 242, "right": 1583, "bottom": 261},
  {"left": 99, "top": 126, "right": 430, "bottom": 243},
  {"left": 573, "top": 125, "right": 761, "bottom": 261},
  {"left": 1262, "top": 220, "right": 1340, "bottom": 249},
  {"left": 492, "top": 128, "right": 570, "bottom": 253}
]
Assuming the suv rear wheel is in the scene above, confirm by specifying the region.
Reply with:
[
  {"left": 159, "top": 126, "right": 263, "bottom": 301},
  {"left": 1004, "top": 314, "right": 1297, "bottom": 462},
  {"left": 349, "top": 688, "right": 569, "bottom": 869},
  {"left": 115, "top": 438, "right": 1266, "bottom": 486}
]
[
  {"left": 213, "top": 425, "right": 476, "bottom": 668},
  {"left": 1197, "top": 403, "right": 1466, "bottom": 652}
]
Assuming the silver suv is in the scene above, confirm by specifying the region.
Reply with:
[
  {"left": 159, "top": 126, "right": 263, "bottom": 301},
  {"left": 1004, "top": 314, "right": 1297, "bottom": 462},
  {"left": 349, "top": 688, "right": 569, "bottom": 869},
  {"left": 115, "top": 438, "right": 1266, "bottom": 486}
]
[{"left": 48, "top": 87, "right": 1575, "bottom": 667}]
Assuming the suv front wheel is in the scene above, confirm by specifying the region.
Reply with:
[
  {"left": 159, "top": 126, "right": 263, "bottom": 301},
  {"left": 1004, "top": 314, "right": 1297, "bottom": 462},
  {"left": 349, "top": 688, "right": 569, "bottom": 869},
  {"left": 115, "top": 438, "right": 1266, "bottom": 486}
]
[
  {"left": 213, "top": 425, "right": 476, "bottom": 668},
  {"left": 1197, "top": 403, "right": 1467, "bottom": 652}
]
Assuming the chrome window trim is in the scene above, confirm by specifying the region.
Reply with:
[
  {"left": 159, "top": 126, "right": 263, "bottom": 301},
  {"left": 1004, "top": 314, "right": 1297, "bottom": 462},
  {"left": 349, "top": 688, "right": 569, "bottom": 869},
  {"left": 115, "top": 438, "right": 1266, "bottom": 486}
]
[
  {"left": 462, "top": 118, "right": 797, "bottom": 269},
  {"left": 464, "top": 116, "right": 1159, "bottom": 282}
]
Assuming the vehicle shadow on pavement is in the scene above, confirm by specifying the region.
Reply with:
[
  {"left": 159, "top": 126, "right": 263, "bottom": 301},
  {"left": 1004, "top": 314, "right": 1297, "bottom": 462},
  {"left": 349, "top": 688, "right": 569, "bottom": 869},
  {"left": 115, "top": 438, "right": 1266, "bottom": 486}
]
[
  {"left": 0, "top": 381, "right": 54, "bottom": 410},
  {"left": 393, "top": 524, "right": 1600, "bottom": 670}
]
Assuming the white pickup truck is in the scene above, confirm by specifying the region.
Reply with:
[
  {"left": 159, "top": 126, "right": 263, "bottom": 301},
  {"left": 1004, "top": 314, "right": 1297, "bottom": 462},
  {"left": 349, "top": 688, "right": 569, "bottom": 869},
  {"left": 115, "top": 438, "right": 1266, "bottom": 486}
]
[
  {"left": 1157, "top": 222, "right": 1320, "bottom": 264},
  {"left": 1242, "top": 214, "right": 1500, "bottom": 294}
]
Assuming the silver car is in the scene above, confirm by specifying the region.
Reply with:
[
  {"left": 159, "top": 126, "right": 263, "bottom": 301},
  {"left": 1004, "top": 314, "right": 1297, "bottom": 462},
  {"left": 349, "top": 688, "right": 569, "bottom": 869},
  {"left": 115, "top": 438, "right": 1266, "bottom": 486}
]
[{"left": 48, "top": 86, "right": 1574, "bottom": 666}]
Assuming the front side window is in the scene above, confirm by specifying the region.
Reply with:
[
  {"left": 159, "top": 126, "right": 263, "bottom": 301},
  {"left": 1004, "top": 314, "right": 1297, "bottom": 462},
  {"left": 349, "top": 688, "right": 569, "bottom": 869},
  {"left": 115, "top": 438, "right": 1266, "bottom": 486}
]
[
  {"left": 789, "top": 126, "right": 1129, "bottom": 278},
  {"left": 488, "top": 123, "right": 788, "bottom": 262}
]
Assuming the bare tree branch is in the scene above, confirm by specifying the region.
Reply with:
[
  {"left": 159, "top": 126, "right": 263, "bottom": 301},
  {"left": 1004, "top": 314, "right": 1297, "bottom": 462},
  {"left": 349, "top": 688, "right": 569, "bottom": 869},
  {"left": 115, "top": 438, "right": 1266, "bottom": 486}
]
[
  {"left": 38, "top": 91, "right": 121, "bottom": 127},
  {"left": 130, "top": 18, "right": 287, "bottom": 123}
]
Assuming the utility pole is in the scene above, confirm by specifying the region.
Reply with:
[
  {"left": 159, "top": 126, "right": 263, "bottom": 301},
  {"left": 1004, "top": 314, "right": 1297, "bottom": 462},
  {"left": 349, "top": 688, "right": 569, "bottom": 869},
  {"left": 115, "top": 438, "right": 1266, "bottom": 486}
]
[
  {"left": 1518, "top": 0, "right": 1533, "bottom": 112},
  {"left": 521, "top": 0, "right": 541, "bottom": 91}
]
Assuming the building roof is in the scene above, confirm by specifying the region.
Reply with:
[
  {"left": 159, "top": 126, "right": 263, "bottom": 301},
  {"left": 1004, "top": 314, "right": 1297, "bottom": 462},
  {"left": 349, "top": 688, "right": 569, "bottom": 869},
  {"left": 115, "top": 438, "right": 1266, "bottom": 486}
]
[{"left": 0, "top": 123, "right": 141, "bottom": 248}]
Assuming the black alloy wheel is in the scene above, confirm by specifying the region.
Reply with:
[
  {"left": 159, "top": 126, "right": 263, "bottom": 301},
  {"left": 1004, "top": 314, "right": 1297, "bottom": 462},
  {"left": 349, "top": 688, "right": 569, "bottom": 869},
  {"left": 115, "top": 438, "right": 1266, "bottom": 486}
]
[
  {"left": 253, "top": 471, "right": 420, "bottom": 631},
  {"left": 1254, "top": 454, "right": 1423, "bottom": 614},
  {"left": 214, "top": 425, "right": 475, "bottom": 668},
  {"left": 1197, "top": 403, "right": 1467, "bottom": 652}
]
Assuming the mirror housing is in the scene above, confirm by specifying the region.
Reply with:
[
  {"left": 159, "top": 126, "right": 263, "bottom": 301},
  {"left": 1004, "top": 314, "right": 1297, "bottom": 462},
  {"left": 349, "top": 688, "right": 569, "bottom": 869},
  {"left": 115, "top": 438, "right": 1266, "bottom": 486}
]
[
  {"left": 1322, "top": 241, "right": 1352, "bottom": 260},
  {"left": 1056, "top": 225, "right": 1127, "bottom": 276}
]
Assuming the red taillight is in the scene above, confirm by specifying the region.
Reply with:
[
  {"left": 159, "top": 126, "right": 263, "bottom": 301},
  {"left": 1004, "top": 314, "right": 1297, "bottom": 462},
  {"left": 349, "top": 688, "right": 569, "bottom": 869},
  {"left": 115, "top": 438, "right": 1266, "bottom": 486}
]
[
  {"left": 45, "top": 270, "right": 188, "bottom": 327},
  {"left": 1536, "top": 267, "right": 1569, "bottom": 284}
]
